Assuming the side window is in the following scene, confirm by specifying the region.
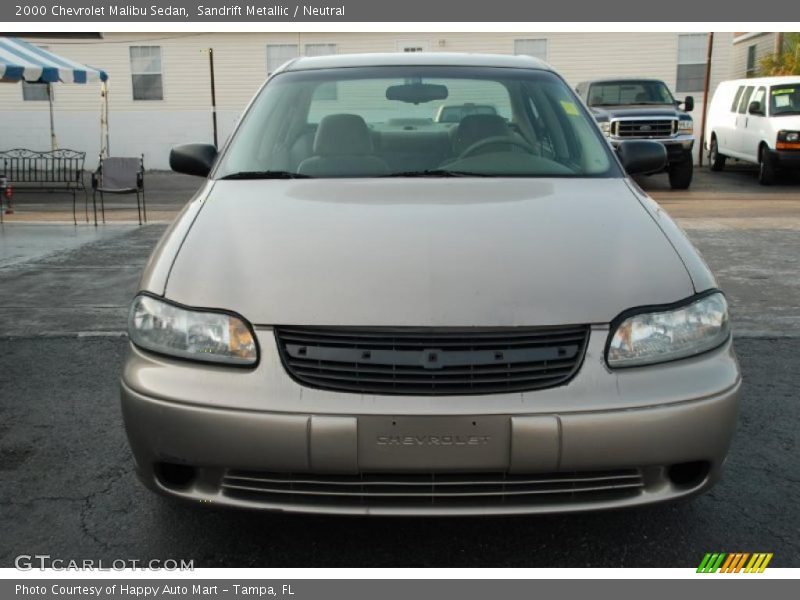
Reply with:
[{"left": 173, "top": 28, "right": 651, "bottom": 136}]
[
  {"left": 751, "top": 87, "right": 767, "bottom": 113},
  {"left": 737, "top": 86, "right": 754, "bottom": 114},
  {"left": 730, "top": 86, "right": 744, "bottom": 112}
]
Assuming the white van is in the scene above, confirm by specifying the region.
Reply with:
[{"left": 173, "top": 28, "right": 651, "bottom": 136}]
[{"left": 705, "top": 76, "right": 800, "bottom": 184}]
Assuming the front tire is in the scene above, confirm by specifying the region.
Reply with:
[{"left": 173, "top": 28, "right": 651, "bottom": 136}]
[
  {"left": 709, "top": 136, "right": 726, "bottom": 172},
  {"left": 758, "top": 146, "right": 776, "bottom": 185},
  {"left": 668, "top": 157, "right": 694, "bottom": 189}
]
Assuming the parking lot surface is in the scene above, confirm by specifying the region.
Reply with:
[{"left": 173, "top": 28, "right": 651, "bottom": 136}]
[{"left": 1, "top": 166, "right": 798, "bottom": 567}]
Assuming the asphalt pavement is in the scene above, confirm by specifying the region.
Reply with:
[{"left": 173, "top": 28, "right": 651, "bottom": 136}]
[{"left": 1, "top": 167, "right": 799, "bottom": 567}]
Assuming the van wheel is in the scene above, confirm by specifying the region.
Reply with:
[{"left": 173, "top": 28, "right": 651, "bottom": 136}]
[
  {"left": 709, "top": 136, "right": 726, "bottom": 171},
  {"left": 668, "top": 158, "right": 693, "bottom": 189},
  {"left": 758, "top": 146, "right": 776, "bottom": 186}
]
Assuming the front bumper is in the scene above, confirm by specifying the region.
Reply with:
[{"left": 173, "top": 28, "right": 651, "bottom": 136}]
[
  {"left": 120, "top": 328, "right": 740, "bottom": 515},
  {"left": 609, "top": 135, "right": 694, "bottom": 165},
  {"left": 769, "top": 148, "right": 800, "bottom": 169}
]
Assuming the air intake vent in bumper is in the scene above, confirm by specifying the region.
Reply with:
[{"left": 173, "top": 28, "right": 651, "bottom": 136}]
[{"left": 221, "top": 469, "right": 645, "bottom": 508}]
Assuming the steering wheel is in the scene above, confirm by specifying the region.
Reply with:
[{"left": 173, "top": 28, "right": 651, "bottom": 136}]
[{"left": 459, "top": 135, "right": 536, "bottom": 159}]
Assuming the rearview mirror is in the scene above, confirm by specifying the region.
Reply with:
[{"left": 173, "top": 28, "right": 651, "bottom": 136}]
[
  {"left": 386, "top": 83, "right": 449, "bottom": 104},
  {"left": 170, "top": 143, "right": 218, "bottom": 177},
  {"left": 683, "top": 96, "right": 694, "bottom": 112},
  {"left": 616, "top": 140, "right": 668, "bottom": 175},
  {"left": 748, "top": 100, "right": 764, "bottom": 115}
]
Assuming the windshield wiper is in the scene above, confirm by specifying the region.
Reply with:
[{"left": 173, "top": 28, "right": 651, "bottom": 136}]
[
  {"left": 381, "top": 169, "right": 493, "bottom": 178},
  {"left": 219, "top": 170, "right": 312, "bottom": 180}
]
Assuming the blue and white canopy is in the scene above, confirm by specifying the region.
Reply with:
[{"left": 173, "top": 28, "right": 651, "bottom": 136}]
[{"left": 0, "top": 36, "right": 108, "bottom": 84}]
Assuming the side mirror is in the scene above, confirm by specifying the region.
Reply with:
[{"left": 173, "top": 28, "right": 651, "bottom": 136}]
[
  {"left": 169, "top": 143, "right": 218, "bottom": 177},
  {"left": 683, "top": 96, "right": 694, "bottom": 112},
  {"left": 748, "top": 101, "right": 764, "bottom": 115},
  {"left": 617, "top": 140, "right": 668, "bottom": 175}
]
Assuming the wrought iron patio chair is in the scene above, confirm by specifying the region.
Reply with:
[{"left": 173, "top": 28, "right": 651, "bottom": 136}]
[{"left": 91, "top": 155, "right": 146, "bottom": 225}]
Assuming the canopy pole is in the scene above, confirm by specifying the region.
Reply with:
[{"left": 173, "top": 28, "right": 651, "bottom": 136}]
[
  {"left": 100, "top": 80, "right": 110, "bottom": 158},
  {"left": 47, "top": 83, "right": 58, "bottom": 151}
]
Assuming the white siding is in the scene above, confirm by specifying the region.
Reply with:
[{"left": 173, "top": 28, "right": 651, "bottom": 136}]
[
  {"left": 732, "top": 33, "right": 777, "bottom": 78},
  {"left": 0, "top": 32, "right": 734, "bottom": 168}
]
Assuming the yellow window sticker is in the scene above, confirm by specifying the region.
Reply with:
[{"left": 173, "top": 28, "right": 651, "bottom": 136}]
[
  {"left": 560, "top": 100, "right": 580, "bottom": 116},
  {"left": 772, "top": 88, "right": 795, "bottom": 94}
]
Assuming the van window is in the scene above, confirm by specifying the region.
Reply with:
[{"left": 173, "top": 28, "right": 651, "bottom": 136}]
[
  {"left": 769, "top": 84, "right": 800, "bottom": 116},
  {"left": 751, "top": 87, "right": 767, "bottom": 114},
  {"left": 737, "top": 86, "right": 754, "bottom": 114},
  {"left": 730, "top": 86, "right": 744, "bottom": 112}
]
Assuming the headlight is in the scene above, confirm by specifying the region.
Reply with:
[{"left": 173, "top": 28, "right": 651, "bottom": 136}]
[
  {"left": 777, "top": 130, "right": 800, "bottom": 149},
  {"left": 128, "top": 295, "right": 258, "bottom": 366},
  {"left": 677, "top": 120, "right": 693, "bottom": 134},
  {"left": 607, "top": 292, "right": 729, "bottom": 368},
  {"left": 598, "top": 121, "right": 612, "bottom": 136}
]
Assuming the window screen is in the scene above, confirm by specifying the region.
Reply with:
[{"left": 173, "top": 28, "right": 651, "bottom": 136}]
[
  {"left": 130, "top": 46, "right": 163, "bottom": 101},
  {"left": 513, "top": 39, "right": 547, "bottom": 61},
  {"left": 266, "top": 44, "right": 299, "bottom": 76},
  {"left": 676, "top": 34, "right": 708, "bottom": 93}
]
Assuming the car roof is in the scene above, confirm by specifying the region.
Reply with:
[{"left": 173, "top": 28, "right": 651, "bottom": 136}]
[
  {"left": 281, "top": 52, "right": 552, "bottom": 72},
  {"left": 718, "top": 76, "right": 800, "bottom": 87},
  {"left": 579, "top": 78, "right": 667, "bottom": 85}
]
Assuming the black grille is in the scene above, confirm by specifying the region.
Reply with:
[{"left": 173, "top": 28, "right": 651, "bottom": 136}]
[
  {"left": 614, "top": 119, "right": 676, "bottom": 138},
  {"left": 221, "top": 469, "right": 644, "bottom": 507},
  {"left": 274, "top": 325, "right": 590, "bottom": 395}
]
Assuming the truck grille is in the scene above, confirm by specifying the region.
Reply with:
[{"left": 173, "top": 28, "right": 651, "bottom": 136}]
[
  {"left": 274, "top": 325, "right": 589, "bottom": 395},
  {"left": 613, "top": 119, "right": 676, "bottom": 138},
  {"left": 220, "top": 469, "right": 645, "bottom": 507}
]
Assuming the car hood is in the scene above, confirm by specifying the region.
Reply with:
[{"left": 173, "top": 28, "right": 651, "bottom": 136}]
[
  {"left": 591, "top": 105, "right": 685, "bottom": 119},
  {"left": 771, "top": 115, "right": 800, "bottom": 130},
  {"left": 164, "top": 178, "right": 694, "bottom": 327}
]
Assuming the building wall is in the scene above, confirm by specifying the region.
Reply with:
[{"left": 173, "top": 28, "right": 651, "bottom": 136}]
[
  {"left": 0, "top": 32, "right": 733, "bottom": 169},
  {"left": 732, "top": 33, "right": 777, "bottom": 78}
]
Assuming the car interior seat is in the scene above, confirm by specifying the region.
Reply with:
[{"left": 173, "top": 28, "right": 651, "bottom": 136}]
[
  {"left": 451, "top": 114, "right": 514, "bottom": 156},
  {"left": 297, "top": 114, "right": 390, "bottom": 177}
]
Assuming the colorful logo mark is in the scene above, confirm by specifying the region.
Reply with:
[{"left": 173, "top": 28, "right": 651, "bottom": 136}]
[{"left": 697, "top": 553, "right": 773, "bottom": 573}]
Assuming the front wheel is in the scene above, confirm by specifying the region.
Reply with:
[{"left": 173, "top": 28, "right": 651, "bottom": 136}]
[
  {"left": 668, "top": 157, "right": 694, "bottom": 190},
  {"left": 709, "top": 137, "right": 726, "bottom": 172},
  {"left": 758, "top": 147, "right": 776, "bottom": 185}
]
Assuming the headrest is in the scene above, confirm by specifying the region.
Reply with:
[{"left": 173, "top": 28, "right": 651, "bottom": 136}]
[
  {"left": 453, "top": 114, "right": 510, "bottom": 154},
  {"left": 313, "top": 114, "right": 374, "bottom": 156}
]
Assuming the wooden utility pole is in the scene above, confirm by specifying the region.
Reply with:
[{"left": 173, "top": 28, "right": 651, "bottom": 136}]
[
  {"left": 698, "top": 32, "right": 714, "bottom": 167},
  {"left": 208, "top": 48, "right": 218, "bottom": 147}
]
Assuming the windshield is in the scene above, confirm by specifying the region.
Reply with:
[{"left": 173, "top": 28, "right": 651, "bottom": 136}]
[
  {"left": 769, "top": 84, "right": 800, "bottom": 116},
  {"left": 216, "top": 66, "right": 619, "bottom": 179},
  {"left": 587, "top": 80, "right": 676, "bottom": 106}
]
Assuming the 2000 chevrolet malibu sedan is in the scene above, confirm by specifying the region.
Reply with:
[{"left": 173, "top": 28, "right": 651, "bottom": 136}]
[{"left": 121, "top": 53, "right": 741, "bottom": 515}]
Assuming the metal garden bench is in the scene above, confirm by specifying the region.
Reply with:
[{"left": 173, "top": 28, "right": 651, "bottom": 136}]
[{"left": 0, "top": 148, "right": 88, "bottom": 224}]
